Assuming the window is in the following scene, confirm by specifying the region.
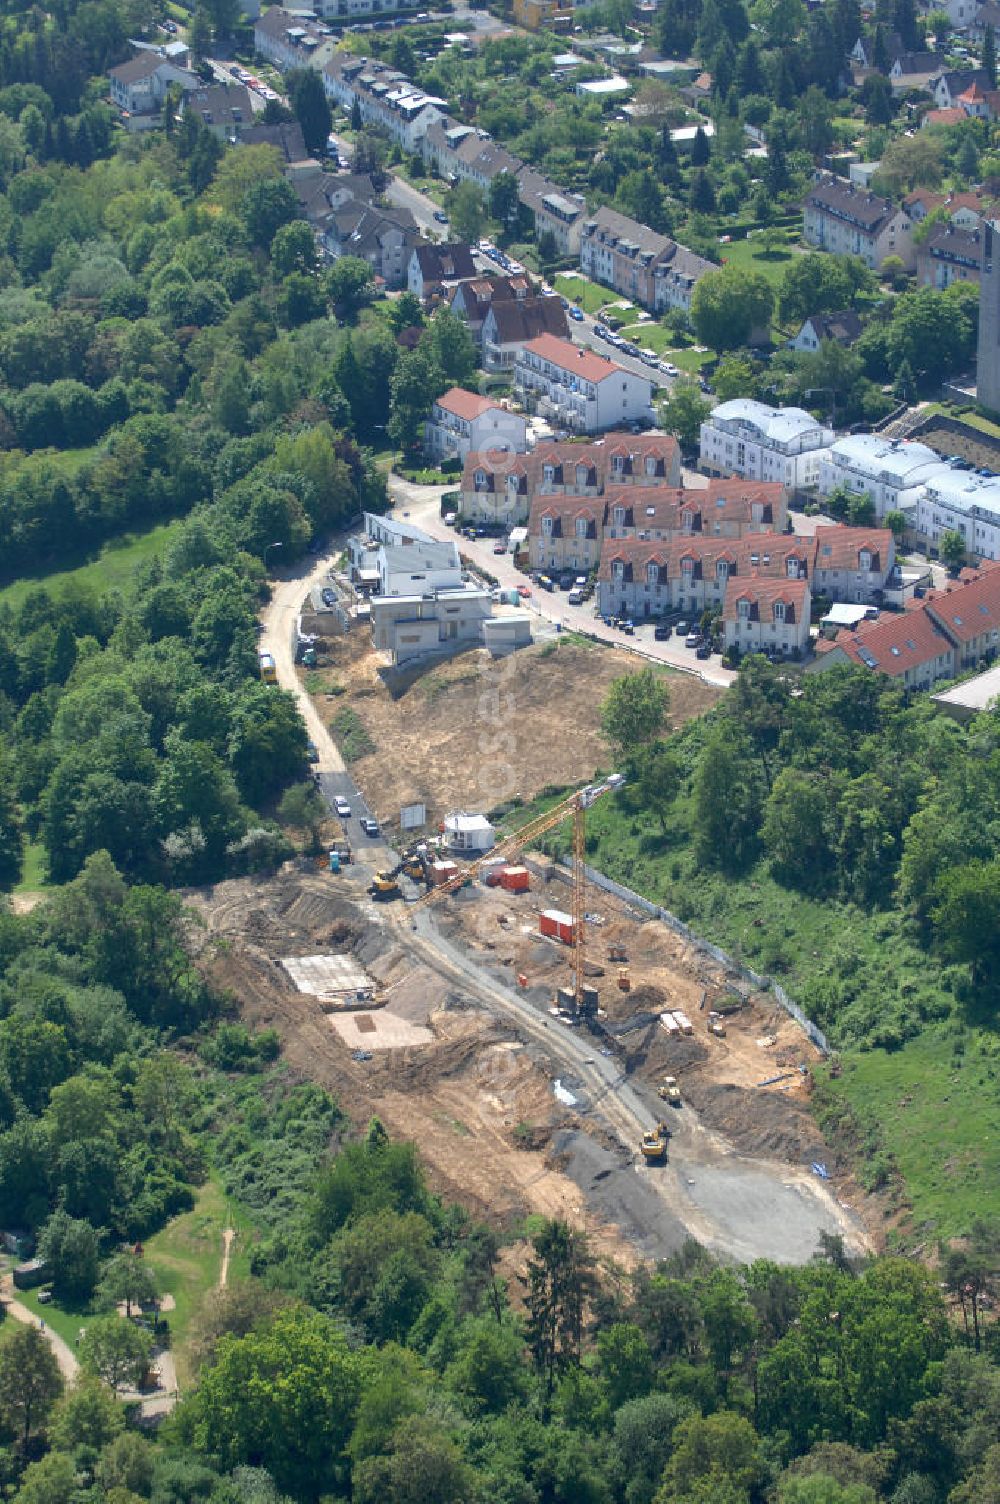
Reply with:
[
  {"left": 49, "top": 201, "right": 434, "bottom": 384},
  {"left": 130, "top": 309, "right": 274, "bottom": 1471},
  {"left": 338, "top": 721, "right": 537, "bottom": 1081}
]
[
  {"left": 716, "top": 560, "right": 729, "bottom": 581},
  {"left": 575, "top": 516, "right": 588, "bottom": 539},
  {"left": 541, "top": 515, "right": 553, "bottom": 537},
  {"left": 612, "top": 505, "right": 626, "bottom": 528},
  {"left": 576, "top": 463, "right": 590, "bottom": 487},
  {"left": 543, "top": 463, "right": 555, "bottom": 483},
  {"left": 773, "top": 601, "right": 785, "bottom": 623},
  {"left": 612, "top": 560, "right": 624, "bottom": 580},
  {"left": 737, "top": 598, "right": 750, "bottom": 620},
  {"left": 611, "top": 455, "right": 625, "bottom": 475},
  {"left": 786, "top": 558, "right": 800, "bottom": 579},
  {"left": 858, "top": 549, "right": 872, "bottom": 571},
  {"left": 507, "top": 474, "right": 518, "bottom": 493},
  {"left": 646, "top": 562, "right": 658, "bottom": 585},
  {"left": 645, "top": 455, "right": 657, "bottom": 476}
]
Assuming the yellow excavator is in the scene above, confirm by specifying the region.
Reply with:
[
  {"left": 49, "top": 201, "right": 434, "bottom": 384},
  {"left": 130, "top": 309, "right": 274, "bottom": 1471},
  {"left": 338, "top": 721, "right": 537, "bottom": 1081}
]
[
  {"left": 640, "top": 1122, "right": 670, "bottom": 1162},
  {"left": 368, "top": 869, "right": 402, "bottom": 901}
]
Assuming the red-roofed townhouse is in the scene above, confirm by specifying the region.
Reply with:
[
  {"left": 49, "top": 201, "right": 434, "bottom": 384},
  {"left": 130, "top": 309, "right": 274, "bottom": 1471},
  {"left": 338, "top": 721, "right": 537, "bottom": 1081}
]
[
  {"left": 811, "top": 525, "right": 896, "bottom": 603},
  {"left": 424, "top": 387, "right": 527, "bottom": 463},
  {"left": 926, "top": 566, "right": 1000, "bottom": 668},
  {"left": 724, "top": 576, "right": 811, "bottom": 659},
  {"left": 528, "top": 493, "right": 605, "bottom": 574}
]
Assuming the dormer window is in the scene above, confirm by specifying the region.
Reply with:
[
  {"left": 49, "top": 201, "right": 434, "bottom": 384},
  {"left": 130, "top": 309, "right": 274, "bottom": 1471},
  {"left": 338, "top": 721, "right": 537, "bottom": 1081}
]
[
  {"left": 507, "top": 474, "right": 518, "bottom": 493},
  {"left": 576, "top": 463, "right": 590, "bottom": 488},
  {"left": 786, "top": 558, "right": 800, "bottom": 578},
  {"left": 575, "top": 516, "right": 588, "bottom": 538},
  {"left": 475, "top": 469, "right": 487, "bottom": 490},
  {"left": 646, "top": 562, "right": 658, "bottom": 585},
  {"left": 859, "top": 549, "right": 872, "bottom": 571},
  {"left": 681, "top": 555, "right": 694, "bottom": 576},
  {"left": 543, "top": 463, "right": 555, "bottom": 484},
  {"left": 716, "top": 559, "right": 729, "bottom": 581},
  {"left": 682, "top": 510, "right": 695, "bottom": 534},
  {"left": 737, "top": 598, "right": 750, "bottom": 620},
  {"left": 774, "top": 601, "right": 786, "bottom": 623},
  {"left": 644, "top": 455, "right": 657, "bottom": 477},
  {"left": 612, "top": 505, "right": 625, "bottom": 527},
  {"left": 541, "top": 515, "right": 554, "bottom": 537},
  {"left": 611, "top": 455, "right": 625, "bottom": 474},
  {"left": 612, "top": 559, "right": 624, "bottom": 580}
]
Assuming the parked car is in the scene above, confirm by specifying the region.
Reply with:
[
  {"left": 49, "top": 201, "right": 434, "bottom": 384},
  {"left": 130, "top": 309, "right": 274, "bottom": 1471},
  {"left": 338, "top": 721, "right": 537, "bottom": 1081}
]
[
  {"left": 360, "top": 818, "right": 379, "bottom": 837},
  {"left": 559, "top": 573, "right": 575, "bottom": 591},
  {"left": 334, "top": 797, "right": 351, "bottom": 819},
  {"left": 568, "top": 588, "right": 584, "bottom": 604},
  {"left": 569, "top": 306, "right": 585, "bottom": 322},
  {"left": 654, "top": 621, "right": 672, "bottom": 640},
  {"left": 444, "top": 511, "right": 457, "bottom": 526},
  {"left": 433, "top": 209, "right": 449, "bottom": 224},
  {"left": 695, "top": 640, "right": 712, "bottom": 659},
  {"left": 674, "top": 619, "right": 689, "bottom": 636},
  {"left": 321, "top": 587, "right": 336, "bottom": 607},
  {"left": 517, "top": 584, "right": 532, "bottom": 598},
  {"left": 493, "top": 541, "right": 506, "bottom": 555},
  {"left": 684, "top": 631, "right": 701, "bottom": 648},
  {"left": 538, "top": 575, "right": 555, "bottom": 591},
  {"left": 619, "top": 618, "right": 635, "bottom": 634},
  {"left": 574, "top": 575, "right": 588, "bottom": 588},
  {"left": 306, "top": 742, "right": 319, "bottom": 763}
]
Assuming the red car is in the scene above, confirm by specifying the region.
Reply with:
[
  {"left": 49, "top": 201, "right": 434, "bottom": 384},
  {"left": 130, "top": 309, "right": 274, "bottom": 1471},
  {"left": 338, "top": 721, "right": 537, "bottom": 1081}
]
[
  {"left": 517, "top": 585, "right": 531, "bottom": 598},
  {"left": 493, "top": 542, "right": 506, "bottom": 555}
]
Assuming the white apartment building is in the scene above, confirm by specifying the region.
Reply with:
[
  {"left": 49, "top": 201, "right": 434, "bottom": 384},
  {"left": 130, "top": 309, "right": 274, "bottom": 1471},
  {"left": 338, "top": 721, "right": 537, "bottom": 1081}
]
[
  {"left": 513, "top": 335, "right": 654, "bottom": 434},
  {"left": 322, "top": 54, "right": 444, "bottom": 151},
  {"left": 803, "top": 177, "right": 915, "bottom": 271},
  {"left": 819, "top": 436, "right": 952, "bottom": 521},
  {"left": 253, "top": 10, "right": 336, "bottom": 71},
  {"left": 916, "top": 470, "right": 1000, "bottom": 561},
  {"left": 371, "top": 587, "right": 492, "bottom": 665},
  {"left": 377, "top": 538, "right": 463, "bottom": 597},
  {"left": 699, "top": 400, "right": 834, "bottom": 494},
  {"left": 424, "top": 388, "right": 528, "bottom": 463}
]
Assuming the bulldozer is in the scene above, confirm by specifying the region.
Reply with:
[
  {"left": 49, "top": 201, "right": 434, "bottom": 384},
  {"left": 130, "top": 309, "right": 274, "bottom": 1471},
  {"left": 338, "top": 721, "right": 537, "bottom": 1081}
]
[
  {"left": 658, "top": 1075, "right": 682, "bottom": 1107},
  {"left": 640, "top": 1121, "right": 670, "bottom": 1162},
  {"left": 368, "top": 869, "right": 402, "bottom": 901}
]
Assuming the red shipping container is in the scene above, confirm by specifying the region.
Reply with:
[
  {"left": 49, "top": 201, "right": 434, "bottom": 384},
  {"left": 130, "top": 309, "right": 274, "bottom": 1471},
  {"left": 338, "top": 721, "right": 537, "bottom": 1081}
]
[
  {"left": 540, "top": 909, "right": 575, "bottom": 944},
  {"left": 500, "top": 866, "right": 530, "bottom": 893},
  {"left": 429, "top": 861, "right": 459, "bottom": 887}
]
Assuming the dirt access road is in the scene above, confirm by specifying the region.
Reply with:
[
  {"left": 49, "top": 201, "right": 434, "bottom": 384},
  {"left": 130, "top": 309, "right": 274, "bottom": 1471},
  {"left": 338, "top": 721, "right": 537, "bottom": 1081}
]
[{"left": 260, "top": 556, "right": 346, "bottom": 776}]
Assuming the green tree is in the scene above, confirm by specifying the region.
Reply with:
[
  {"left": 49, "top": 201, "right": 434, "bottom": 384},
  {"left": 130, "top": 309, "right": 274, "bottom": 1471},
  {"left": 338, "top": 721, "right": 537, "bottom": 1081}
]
[
  {"left": 692, "top": 723, "right": 763, "bottom": 871},
  {"left": 778, "top": 1477, "right": 877, "bottom": 1504},
  {"left": 489, "top": 170, "right": 521, "bottom": 231},
  {"left": 763, "top": 767, "right": 833, "bottom": 888},
  {"left": 324, "top": 256, "right": 375, "bottom": 322},
  {"left": 270, "top": 220, "right": 317, "bottom": 279},
  {"left": 932, "top": 859, "right": 1000, "bottom": 984},
  {"left": 446, "top": 180, "right": 485, "bottom": 245},
  {"left": 778, "top": 253, "right": 872, "bottom": 325},
  {"left": 424, "top": 307, "right": 478, "bottom": 388},
  {"left": 11, "top": 1451, "right": 78, "bottom": 1504},
  {"left": 278, "top": 782, "right": 327, "bottom": 853},
  {"left": 49, "top": 1374, "right": 124, "bottom": 1461},
  {"left": 192, "top": 1308, "right": 362, "bottom": 1498},
  {"left": 39, "top": 1210, "right": 101, "bottom": 1303},
  {"left": 692, "top": 266, "right": 774, "bottom": 351},
  {"left": 600, "top": 669, "right": 669, "bottom": 762},
  {"left": 0, "top": 1323, "right": 63, "bottom": 1449},
  {"left": 241, "top": 178, "right": 299, "bottom": 251},
  {"left": 353, "top": 1416, "right": 474, "bottom": 1504},
  {"left": 659, "top": 377, "right": 712, "bottom": 452},
  {"left": 79, "top": 1316, "right": 153, "bottom": 1395},
  {"left": 884, "top": 509, "right": 907, "bottom": 540},
  {"left": 940, "top": 527, "right": 966, "bottom": 572},
  {"left": 445, "top": 1319, "right": 527, "bottom": 1415},
  {"left": 522, "top": 1219, "right": 595, "bottom": 1401},
  {"left": 389, "top": 344, "right": 445, "bottom": 454},
  {"left": 985, "top": 23, "right": 997, "bottom": 85},
  {"left": 596, "top": 1322, "right": 655, "bottom": 1410},
  {"left": 96, "top": 1253, "right": 157, "bottom": 1319},
  {"left": 712, "top": 355, "right": 757, "bottom": 401},
  {"left": 286, "top": 67, "right": 332, "bottom": 154},
  {"left": 655, "top": 1410, "right": 763, "bottom": 1503}
]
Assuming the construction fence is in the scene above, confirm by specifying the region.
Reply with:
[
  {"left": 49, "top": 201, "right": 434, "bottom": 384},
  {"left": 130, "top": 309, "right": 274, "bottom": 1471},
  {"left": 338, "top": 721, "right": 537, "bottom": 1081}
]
[{"left": 544, "top": 858, "right": 830, "bottom": 1055}]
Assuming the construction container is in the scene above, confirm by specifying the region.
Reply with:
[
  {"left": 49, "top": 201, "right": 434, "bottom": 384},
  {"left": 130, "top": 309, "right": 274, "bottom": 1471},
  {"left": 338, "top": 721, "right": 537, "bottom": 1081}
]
[
  {"left": 500, "top": 865, "right": 530, "bottom": 893},
  {"left": 540, "top": 909, "right": 576, "bottom": 945},
  {"left": 660, "top": 1012, "right": 681, "bottom": 1035},
  {"left": 580, "top": 986, "right": 599, "bottom": 1016},
  {"left": 428, "top": 860, "right": 460, "bottom": 887},
  {"left": 328, "top": 850, "right": 341, "bottom": 874},
  {"left": 556, "top": 986, "right": 576, "bottom": 1012},
  {"left": 674, "top": 1011, "right": 694, "bottom": 1035}
]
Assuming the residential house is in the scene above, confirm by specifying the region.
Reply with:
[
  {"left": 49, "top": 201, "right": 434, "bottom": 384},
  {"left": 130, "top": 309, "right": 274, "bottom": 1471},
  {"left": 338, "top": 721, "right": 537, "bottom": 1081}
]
[
  {"left": 915, "top": 469, "right": 1000, "bottom": 560},
  {"left": 528, "top": 494, "right": 605, "bottom": 574},
  {"left": 181, "top": 84, "right": 255, "bottom": 139},
  {"left": 724, "top": 576, "right": 812, "bottom": 658},
  {"left": 787, "top": 310, "right": 863, "bottom": 352},
  {"left": 371, "top": 587, "right": 492, "bottom": 664},
  {"left": 904, "top": 187, "right": 946, "bottom": 222},
  {"left": 818, "top": 435, "right": 952, "bottom": 519},
  {"left": 916, "top": 222, "right": 982, "bottom": 288},
  {"left": 513, "top": 334, "right": 655, "bottom": 432},
  {"left": 512, "top": 0, "right": 574, "bottom": 31},
  {"left": 241, "top": 119, "right": 312, "bottom": 167},
  {"left": 408, "top": 242, "right": 478, "bottom": 303},
  {"left": 108, "top": 52, "right": 198, "bottom": 121},
  {"left": 603, "top": 480, "right": 788, "bottom": 540},
  {"left": 812, "top": 600, "right": 956, "bottom": 687},
  {"left": 254, "top": 10, "right": 336, "bottom": 71},
  {"left": 450, "top": 134, "right": 524, "bottom": 193},
  {"left": 321, "top": 54, "right": 444, "bottom": 151},
  {"left": 420, "top": 118, "right": 477, "bottom": 180},
  {"left": 932, "top": 68, "right": 991, "bottom": 108},
  {"left": 459, "top": 433, "right": 680, "bottom": 527},
  {"left": 925, "top": 563, "right": 1000, "bottom": 666},
  {"left": 516, "top": 168, "right": 587, "bottom": 257},
  {"left": 376, "top": 536, "right": 462, "bottom": 596},
  {"left": 850, "top": 32, "right": 904, "bottom": 69},
  {"left": 922, "top": 106, "right": 968, "bottom": 127},
  {"left": 481, "top": 296, "right": 569, "bottom": 371},
  {"left": 424, "top": 388, "right": 528, "bottom": 462},
  {"left": 449, "top": 274, "right": 533, "bottom": 343},
  {"left": 970, "top": 2, "right": 1000, "bottom": 41},
  {"left": 325, "top": 199, "right": 419, "bottom": 288},
  {"left": 699, "top": 399, "right": 833, "bottom": 494},
  {"left": 889, "top": 52, "right": 941, "bottom": 91},
  {"left": 812, "top": 525, "right": 896, "bottom": 602},
  {"left": 580, "top": 206, "right": 673, "bottom": 310},
  {"left": 315, "top": 0, "right": 419, "bottom": 19},
  {"left": 652, "top": 241, "right": 716, "bottom": 315},
  {"left": 940, "top": 0, "right": 988, "bottom": 28},
  {"left": 802, "top": 176, "right": 915, "bottom": 270}
]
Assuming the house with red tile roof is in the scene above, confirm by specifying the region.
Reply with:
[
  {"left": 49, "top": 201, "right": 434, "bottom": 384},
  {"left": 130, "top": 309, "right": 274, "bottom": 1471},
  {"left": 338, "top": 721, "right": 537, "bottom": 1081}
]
[
  {"left": 811, "top": 525, "right": 896, "bottom": 602},
  {"left": 460, "top": 433, "right": 679, "bottom": 527},
  {"left": 724, "top": 576, "right": 811, "bottom": 658},
  {"left": 528, "top": 494, "right": 605, "bottom": 575},
  {"left": 513, "top": 334, "right": 654, "bottom": 433},
  {"left": 424, "top": 387, "right": 527, "bottom": 463}
]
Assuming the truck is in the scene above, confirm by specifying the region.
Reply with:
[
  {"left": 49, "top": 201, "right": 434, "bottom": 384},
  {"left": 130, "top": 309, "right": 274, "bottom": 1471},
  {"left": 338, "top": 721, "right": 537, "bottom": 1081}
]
[
  {"left": 258, "top": 651, "right": 277, "bottom": 684},
  {"left": 640, "top": 1122, "right": 670, "bottom": 1162},
  {"left": 658, "top": 1075, "right": 682, "bottom": 1106}
]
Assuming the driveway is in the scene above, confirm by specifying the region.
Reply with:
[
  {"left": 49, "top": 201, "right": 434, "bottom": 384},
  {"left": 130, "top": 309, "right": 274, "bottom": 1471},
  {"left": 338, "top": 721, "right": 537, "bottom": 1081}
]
[{"left": 389, "top": 479, "right": 736, "bottom": 689}]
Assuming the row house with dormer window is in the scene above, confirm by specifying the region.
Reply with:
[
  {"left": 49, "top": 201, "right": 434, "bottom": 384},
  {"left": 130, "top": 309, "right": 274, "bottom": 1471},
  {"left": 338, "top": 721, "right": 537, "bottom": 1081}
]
[
  {"left": 459, "top": 434, "right": 680, "bottom": 528},
  {"left": 724, "top": 577, "right": 811, "bottom": 658}
]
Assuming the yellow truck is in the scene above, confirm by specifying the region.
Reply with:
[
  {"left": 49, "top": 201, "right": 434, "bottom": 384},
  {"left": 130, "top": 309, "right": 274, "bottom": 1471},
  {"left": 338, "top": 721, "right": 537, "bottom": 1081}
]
[
  {"left": 640, "top": 1122, "right": 670, "bottom": 1162},
  {"left": 258, "top": 651, "right": 277, "bottom": 684}
]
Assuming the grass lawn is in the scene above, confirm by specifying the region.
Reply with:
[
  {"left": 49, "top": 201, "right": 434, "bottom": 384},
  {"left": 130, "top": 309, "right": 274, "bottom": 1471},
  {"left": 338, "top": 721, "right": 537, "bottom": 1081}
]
[
  {"left": 0, "top": 519, "right": 184, "bottom": 614},
  {"left": 612, "top": 320, "right": 673, "bottom": 355},
  {"left": 716, "top": 231, "right": 800, "bottom": 287},
  {"left": 828, "top": 1023, "right": 1000, "bottom": 1243},
  {"left": 15, "top": 840, "right": 49, "bottom": 893},
  {"left": 145, "top": 1176, "right": 253, "bottom": 1388},
  {"left": 16, "top": 1285, "right": 93, "bottom": 1351},
  {"left": 554, "top": 273, "right": 616, "bottom": 315},
  {"left": 663, "top": 344, "right": 713, "bottom": 375}
]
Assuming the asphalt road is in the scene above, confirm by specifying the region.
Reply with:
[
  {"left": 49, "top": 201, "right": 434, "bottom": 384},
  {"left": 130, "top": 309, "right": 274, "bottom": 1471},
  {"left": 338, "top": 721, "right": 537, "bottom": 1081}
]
[
  {"left": 389, "top": 478, "right": 736, "bottom": 688},
  {"left": 385, "top": 173, "right": 449, "bottom": 239}
]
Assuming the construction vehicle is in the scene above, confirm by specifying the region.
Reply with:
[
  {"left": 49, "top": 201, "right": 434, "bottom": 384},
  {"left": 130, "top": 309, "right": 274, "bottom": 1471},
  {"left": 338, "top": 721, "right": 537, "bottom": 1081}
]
[
  {"left": 640, "top": 1121, "right": 670, "bottom": 1162},
  {"left": 368, "top": 870, "right": 402, "bottom": 901},
  {"left": 658, "top": 1075, "right": 682, "bottom": 1106},
  {"left": 708, "top": 1011, "right": 726, "bottom": 1038},
  {"left": 409, "top": 777, "right": 622, "bottom": 1022},
  {"left": 258, "top": 651, "right": 277, "bottom": 684}
]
